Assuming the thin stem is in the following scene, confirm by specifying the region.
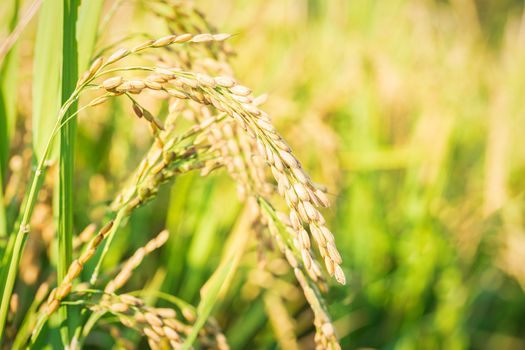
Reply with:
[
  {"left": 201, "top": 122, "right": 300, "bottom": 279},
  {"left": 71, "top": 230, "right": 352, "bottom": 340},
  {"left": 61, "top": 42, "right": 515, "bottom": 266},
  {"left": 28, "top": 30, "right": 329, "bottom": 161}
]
[
  {"left": 0, "top": 0, "right": 42, "bottom": 65},
  {"left": 89, "top": 207, "right": 127, "bottom": 284},
  {"left": 94, "top": 32, "right": 149, "bottom": 58},
  {"left": 11, "top": 282, "right": 51, "bottom": 349},
  {"left": 0, "top": 90, "right": 80, "bottom": 341},
  {"left": 0, "top": 172, "right": 6, "bottom": 240}
]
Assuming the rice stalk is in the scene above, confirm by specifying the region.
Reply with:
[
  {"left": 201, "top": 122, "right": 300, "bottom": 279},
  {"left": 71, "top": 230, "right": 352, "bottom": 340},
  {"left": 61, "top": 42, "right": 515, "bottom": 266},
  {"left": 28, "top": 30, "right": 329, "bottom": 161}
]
[
  {"left": 0, "top": 31, "right": 228, "bottom": 339},
  {"left": 0, "top": 2, "right": 344, "bottom": 348},
  {"left": 57, "top": 0, "right": 81, "bottom": 342}
]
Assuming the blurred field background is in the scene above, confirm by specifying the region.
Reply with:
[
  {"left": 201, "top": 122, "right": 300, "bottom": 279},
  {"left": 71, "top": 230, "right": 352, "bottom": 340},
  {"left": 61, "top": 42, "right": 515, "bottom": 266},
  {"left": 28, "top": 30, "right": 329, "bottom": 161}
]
[
  {"left": 197, "top": 0, "right": 525, "bottom": 349},
  {"left": 3, "top": 0, "right": 525, "bottom": 349}
]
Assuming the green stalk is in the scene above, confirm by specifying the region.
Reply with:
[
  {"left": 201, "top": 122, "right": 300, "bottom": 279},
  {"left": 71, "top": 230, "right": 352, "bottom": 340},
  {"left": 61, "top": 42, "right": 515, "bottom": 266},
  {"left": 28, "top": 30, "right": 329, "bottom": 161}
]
[
  {"left": 59, "top": 0, "right": 79, "bottom": 281},
  {"left": 57, "top": 0, "right": 80, "bottom": 343},
  {"left": 0, "top": 172, "right": 44, "bottom": 343}
]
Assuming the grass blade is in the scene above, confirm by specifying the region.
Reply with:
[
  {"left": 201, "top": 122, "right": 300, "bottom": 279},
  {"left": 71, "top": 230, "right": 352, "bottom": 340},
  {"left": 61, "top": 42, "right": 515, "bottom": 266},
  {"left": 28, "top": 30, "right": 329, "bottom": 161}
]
[
  {"left": 32, "top": 0, "right": 62, "bottom": 163},
  {"left": 181, "top": 260, "right": 233, "bottom": 350},
  {"left": 76, "top": 0, "right": 104, "bottom": 71},
  {"left": 0, "top": 0, "right": 20, "bottom": 238},
  {"left": 63, "top": 1, "right": 105, "bottom": 344},
  {"left": 0, "top": 0, "right": 21, "bottom": 340},
  {"left": 58, "top": 0, "right": 79, "bottom": 287},
  {"left": 181, "top": 205, "right": 252, "bottom": 349},
  {"left": 57, "top": 0, "right": 91, "bottom": 343}
]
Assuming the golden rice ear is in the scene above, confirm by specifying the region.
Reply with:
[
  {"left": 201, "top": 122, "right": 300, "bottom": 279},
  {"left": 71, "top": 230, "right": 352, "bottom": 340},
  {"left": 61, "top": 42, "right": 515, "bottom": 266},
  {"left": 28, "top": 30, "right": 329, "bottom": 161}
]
[
  {"left": 64, "top": 291, "right": 230, "bottom": 349},
  {"left": 88, "top": 96, "right": 109, "bottom": 107},
  {"left": 152, "top": 35, "right": 177, "bottom": 47},
  {"left": 12, "top": 1, "right": 342, "bottom": 347},
  {"left": 212, "top": 33, "right": 232, "bottom": 41},
  {"left": 106, "top": 48, "right": 130, "bottom": 64},
  {"left": 102, "top": 76, "right": 123, "bottom": 91},
  {"left": 262, "top": 204, "right": 340, "bottom": 350},
  {"left": 174, "top": 33, "right": 193, "bottom": 43},
  {"left": 105, "top": 229, "right": 170, "bottom": 294}
]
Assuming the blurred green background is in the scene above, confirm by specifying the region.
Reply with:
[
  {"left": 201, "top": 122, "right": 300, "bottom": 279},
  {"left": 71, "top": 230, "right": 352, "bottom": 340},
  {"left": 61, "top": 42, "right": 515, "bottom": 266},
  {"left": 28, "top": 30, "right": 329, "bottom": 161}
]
[
  {"left": 10, "top": 0, "right": 525, "bottom": 349},
  {"left": 191, "top": 0, "right": 525, "bottom": 348}
]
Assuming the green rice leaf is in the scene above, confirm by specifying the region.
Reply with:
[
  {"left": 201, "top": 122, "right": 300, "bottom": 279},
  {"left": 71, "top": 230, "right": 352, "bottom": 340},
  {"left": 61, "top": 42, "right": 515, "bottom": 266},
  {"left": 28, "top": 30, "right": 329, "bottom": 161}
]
[
  {"left": 181, "top": 205, "right": 251, "bottom": 349},
  {"left": 76, "top": 0, "right": 104, "bottom": 71},
  {"left": 32, "top": 0, "right": 63, "bottom": 163}
]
